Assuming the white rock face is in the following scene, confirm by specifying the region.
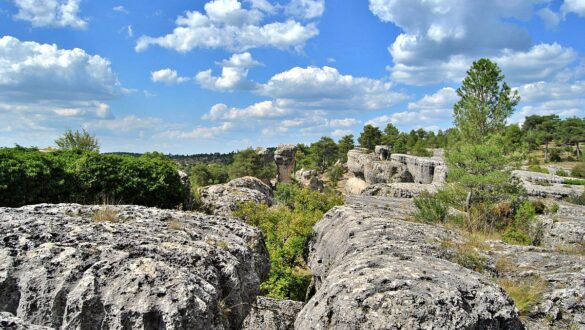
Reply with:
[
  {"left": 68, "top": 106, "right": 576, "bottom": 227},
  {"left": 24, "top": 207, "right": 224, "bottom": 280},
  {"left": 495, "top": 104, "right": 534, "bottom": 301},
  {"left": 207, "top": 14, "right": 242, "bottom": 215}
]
[
  {"left": 347, "top": 148, "right": 378, "bottom": 179},
  {"left": 0, "top": 204, "right": 270, "bottom": 329},
  {"left": 390, "top": 153, "right": 446, "bottom": 184},
  {"left": 294, "top": 169, "right": 324, "bottom": 192},
  {"left": 242, "top": 296, "right": 304, "bottom": 330},
  {"left": 274, "top": 145, "right": 297, "bottom": 184},
  {"left": 198, "top": 176, "right": 274, "bottom": 216}
]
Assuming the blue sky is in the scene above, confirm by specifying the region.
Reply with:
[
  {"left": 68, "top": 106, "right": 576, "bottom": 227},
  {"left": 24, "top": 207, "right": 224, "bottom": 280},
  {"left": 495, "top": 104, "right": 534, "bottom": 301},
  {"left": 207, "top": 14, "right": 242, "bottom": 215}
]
[{"left": 0, "top": 0, "right": 584, "bottom": 154}]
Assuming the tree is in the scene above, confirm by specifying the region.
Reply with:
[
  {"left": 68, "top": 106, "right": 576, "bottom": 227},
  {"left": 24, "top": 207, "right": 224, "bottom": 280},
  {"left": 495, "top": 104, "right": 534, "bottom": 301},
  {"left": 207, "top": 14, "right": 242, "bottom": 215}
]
[
  {"left": 337, "top": 134, "right": 355, "bottom": 162},
  {"left": 309, "top": 137, "right": 339, "bottom": 171},
  {"left": 381, "top": 123, "right": 400, "bottom": 146},
  {"left": 558, "top": 117, "right": 585, "bottom": 158},
  {"left": 55, "top": 129, "right": 100, "bottom": 152},
  {"left": 229, "top": 148, "right": 274, "bottom": 180},
  {"left": 358, "top": 125, "right": 382, "bottom": 151},
  {"left": 453, "top": 59, "right": 520, "bottom": 141},
  {"left": 522, "top": 115, "right": 561, "bottom": 162}
]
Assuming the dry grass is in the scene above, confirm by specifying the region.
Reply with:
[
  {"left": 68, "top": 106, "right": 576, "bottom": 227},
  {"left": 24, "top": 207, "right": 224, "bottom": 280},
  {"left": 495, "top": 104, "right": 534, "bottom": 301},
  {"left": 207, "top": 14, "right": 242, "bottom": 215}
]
[
  {"left": 494, "top": 256, "right": 516, "bottom": 274},
  {"left": 441, "top": 238, "right": 488, "bottom": 273},
  {"left": 498, "top": 276, "right": 547, "bottom": 316},
  {"left": 92, "top": 207, "right": 119, "bottom": 222},
  {"left": 168, "top": 219, "right": 184, "bottom": 231},
  {"left": 555, "top": 243, "right": 585, "bottom": 256},
  {"left": 206, "top": 238, "right": 229, "bottom": 250}
]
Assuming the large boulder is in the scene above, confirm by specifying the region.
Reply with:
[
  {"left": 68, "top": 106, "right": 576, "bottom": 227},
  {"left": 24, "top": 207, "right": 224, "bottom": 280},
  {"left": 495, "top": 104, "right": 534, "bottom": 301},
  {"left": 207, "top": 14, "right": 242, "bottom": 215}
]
[
  {"left": 274, "top": 145, "right": 297, "bottom": 184},
  {"left": 0, "top": 204, "right": 270, "bottom": 329},
  {"left": 198, "top": 177, "right": 274, "bottom": 216},
  {"left": 296, "top": 202, "right": 523, "bottom": 329},
  {"left": 374, "top": 145, "right": 391, "bottom": 160},
  {"left": 347, "top": 148, "right": 377, "bottom": 179},
  {"left": 242, "top": 297, "right": 304, "bottom": 330},
  {"left": 344, "top": 177, "right": 368, "bottom": 195},
  {"left": 390, "top": 154, "right": 446, "bottom": 184},
  {"left": 363, "top": 161, "right": 409, "bottom": 184},
  {"left": 294, "top": 169, "right": 324, "bottom": 192},
  {"left": 538, "top": 201, "right": 585, "bottom": 249}
]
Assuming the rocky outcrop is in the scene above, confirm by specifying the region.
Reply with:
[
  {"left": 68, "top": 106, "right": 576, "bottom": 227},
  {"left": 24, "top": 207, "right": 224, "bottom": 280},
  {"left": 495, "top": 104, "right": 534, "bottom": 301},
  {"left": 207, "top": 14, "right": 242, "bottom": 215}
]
[
  {"left": 512, "top": 170, "right": 584, "bottom": 199},
  {"left": 274, "top": 145, "right": 297, "bottom": 184},
  {"left": 0, "top": 312, "right": 53, "bottom": 330},
  {"left": 296, "top": 201, "right": 523, "bottom": 329},
  {"left": 390, "top": 153, "right": 446, "bottom": 184},
  {"left": 538, "top": 201, "right": 585, "bottom": 249},
  {"left": 199, "top": 176, "right": 274, "bottom": 216},
  {"left": 0, "top": 204, "right": 270, "bottom": 329},
  {"left": 344, "top": 177, "right": 368, "bottom": 195},
  {"left": 374, "top": 145, "right": 391, "bottom": 160},
  {"left": 178, "top": 170, "right": 194, "bottom": 210},
  {"left": 294, "top": 169, "right": 324, "bottom": 192},
  {"left": 363, "top": 161, "right": 409, "bottom": 185},
  {"left": 361, "top": 182, "right": 439, "bottom": 198},
  {"left": 347, "top": 148, "right": 377, "bottom": 179},
  {"left": 242, "top": 297, "right": 304, "bottom": 330}
]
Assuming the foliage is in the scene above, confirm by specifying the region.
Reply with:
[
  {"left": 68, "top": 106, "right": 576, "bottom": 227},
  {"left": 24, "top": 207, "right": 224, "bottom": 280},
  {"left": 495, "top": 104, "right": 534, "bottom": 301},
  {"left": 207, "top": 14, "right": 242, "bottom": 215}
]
[
  {"left": 410, "top": 140, "right": 431, "bottom": 157},
  {"left": 229, "top": 148, "right": 275, "bottom": 180},
  {"left": 190, "top": 163, "right": 229, "bottom": 187},
  {"left": 309, "top": 137, "right": 339, "bottom": 171},
  {"left": 453, "top": 58, "right": 520, "bottom": 142},
  {"left": 337, "top": 135, "right": 355, "bottom": 162},
  {"left": 327, "top": 163, "right": 345, "bottom": 188},
  {"left": 55, "top": 129, "right": 100, "bottom": 152},
  {"left": 523, "top": 115, "right": 561, "bottom": 162},
  {"left": 565, "top": 178, "right": 585, "bottom": 186},
  {"left": 572, "top": 163, "right": 585, "bottom": 178},
  {"left": 0, "top": 147, "right": 184, "bottom": 208},
  {"left": 566, "top": 191, "right": 585, "bottom": 206},
  {"left": 234, "top": 184, "right": 343, "bottom": 300},
  {"left": 358, "top": 125, "right": 382, "bottom": 151},
  {"left": 528, "top": 165, "right": 549, "bottom": 174},
  {"left": 555, "top": 169, "right": 569, "bottom": 177},
  {"left": 441, "top": 239, "right": 488, "bottom": 273},
  {"left": 381, "top": 123, "right": 400, "bottom": 146},
  {"left": 413, "top": 192, "right": 448, "bottom": 223},
  {"left": 502, "top": 229, "right": 532, "bottom": 246}
]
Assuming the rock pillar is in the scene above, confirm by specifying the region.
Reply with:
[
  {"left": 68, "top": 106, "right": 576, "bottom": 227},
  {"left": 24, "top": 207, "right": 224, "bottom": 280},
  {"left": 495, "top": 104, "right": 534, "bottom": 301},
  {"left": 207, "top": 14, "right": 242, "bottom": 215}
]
[{"left": 274, "top": 144, "right": 297, "bottom": 183}]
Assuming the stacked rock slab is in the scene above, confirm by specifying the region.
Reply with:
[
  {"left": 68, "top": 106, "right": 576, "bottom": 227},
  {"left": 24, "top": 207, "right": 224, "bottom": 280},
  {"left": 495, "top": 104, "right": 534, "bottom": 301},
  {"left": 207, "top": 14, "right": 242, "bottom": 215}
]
[
  {"left": 390, "top": 153, "right": 446, "bottom": 184},
  {"left": 198, "top": 176, "right": 275, "bottom": 216},
  {"left": 242, "top": 297, "right": 304, "bottom": 330},
  {"left": 512, "top": 170, "right": 585, "bottom": 199},
  {"left": 295, "top": 202, "right": 523, "bottom": 329},
  {"left": 274, "top": 144, "right": 297, "bottom": 184},
  {"left": 347, "top": 148, "right": 378, "bottom": 180},
  {"left": 0, "top": 204, "right": 270, "bottom": 329}
]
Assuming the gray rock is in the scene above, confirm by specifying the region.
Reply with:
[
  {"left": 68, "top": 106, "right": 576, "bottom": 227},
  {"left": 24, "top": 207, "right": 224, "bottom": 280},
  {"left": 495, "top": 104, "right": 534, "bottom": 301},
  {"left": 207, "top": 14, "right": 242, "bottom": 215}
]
[
  {"left": 374, "top": 145, "right": 391, "bottom": 160},
  {"left": 0, "top": 204, "right": 270, "bottom": 329},
  {"left": 390, "top": 154, "right": 446, "bottom": 184},
  {"left": 296, "top": 203, "right": 523, "bottom": 329},
  {"left": 363, "top": 161, "right": 407, "bottom": 185},
  {"left": 242, "top": 297, "right": 304, "bottom": 330},
  {"left": 344, "top": 177, "right": 368, "bottom": 195},
  {"left": 275, "top": 145, "right": 297, "bottom": 184},
  {"left": 512, "top": 170, "right": 584, "bottom": 199},
  {"left": 199, "top": 177, "right": 274, "bottom": 216},
  {"left": 538, "top": 202, "right": 585, "bottom": 249},
  {"left": 361, "top": 182, "right": 439, "bottom": 198},
  {"left": 294, "top": 169, "right": 324, "bottom": 192},
  {"left": 0, "top": 312, "right": 53, "bottom": 330},
  {"left": 178, "top": 170, "right": 194, "bottom": 210},
  {"left": 347, "top": 148, "right": 377, "bottom": 179}
]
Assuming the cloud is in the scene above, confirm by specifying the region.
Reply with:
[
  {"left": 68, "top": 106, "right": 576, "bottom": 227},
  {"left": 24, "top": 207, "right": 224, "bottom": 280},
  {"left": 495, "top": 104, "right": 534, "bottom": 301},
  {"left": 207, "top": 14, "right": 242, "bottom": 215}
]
[
  {"left": 329, "top": 118, "right": 360, "bottom": 128},
  {"left": 113, "top": 5, "right": 129, "bottom": 14},
  {"left": 260, "top": 66, "right": 407, "bottom": 110},
  {"left": 331, "top": 129, "right": 354, "bottom": 138},
  {"left": 151, "top": 69, "right": 190, "bottom": 85},
  {"left": 245, "top": 0, "right": 277, "bottom": 14},
  {"left": 0, "top": 36, "right": 120, "bottom": 105},
  {"left": 159, "top": 122, "right": 234, "bottom": 139},
  {"left": 13, "top": 0, "right": 87, "bottom": 29},
  {"left": 196, "top": 52, "right": 260, "bottom": 91},
  {"left": 135, "top": 0, "right": 319, "bottom": 53},
  {"left": 84, "top": 115, "right": 170, "bottom": 133},
  {"left": 202, "top": 101, "right": 291, "bottom": 120},
  {"left": 511, "top": 80, "right": 585, "bottom": 122},
  {"left": 562, "top": 0, "right": 585, "bottom": 17},
  {"left": 366, "top": 87, "right": 457, "bottom": 130},
  {"left": 285, "top": 0, "right": 325, "bottom": 19},
  {"left": 538, "top": 8, "right": 561, "bottom": 30}
]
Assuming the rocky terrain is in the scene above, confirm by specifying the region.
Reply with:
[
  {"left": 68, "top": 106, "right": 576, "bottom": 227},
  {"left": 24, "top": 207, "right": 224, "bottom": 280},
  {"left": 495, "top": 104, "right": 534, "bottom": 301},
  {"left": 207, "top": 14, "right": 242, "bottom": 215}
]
[
  {"left": 0, "top": 204, "right": 270, "bottom": 329},
  {"left": 512, "top": 170, "right": 585, "bottom": 199},
  {"left": 198, "top": 176, "right": 275, "bottom": 216}
]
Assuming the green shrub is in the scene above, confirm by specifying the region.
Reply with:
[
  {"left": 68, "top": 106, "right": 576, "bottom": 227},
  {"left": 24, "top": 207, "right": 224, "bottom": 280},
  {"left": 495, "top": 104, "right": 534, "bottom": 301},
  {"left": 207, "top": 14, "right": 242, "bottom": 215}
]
[
  {"left": 572, "top": 163, "right": 585, "bottom": 178},
  {"left": 564, "top": 178, "right": 585, "bottom": 186},
  {"left": 548, "top": 203, "right": 559, "bottom": 214},
  {"left": 502, "top": 229, "right": 532, "bottom": 245},
  {"left": 566, "top": 191, "right": 585, "bottom": 206},
  {"left": 234, "top": 185, "right": 343, "bottom": 300},
  {"left": 327, "top": 163, "right": 345, "bottom": 188},
  {"left": 531, "top": 200, "right": 546, "bottom": 215},
  {"left": 555, "top": 169, "right": 569, "bottom": 177},
  {"left": 549, "top": 148, "right": 562, "bottom": 162},
  {"left": 414, "top": 193, "right": 448, "bottom": 223},
  {"left": 528, "top": 165, "right": 549, "bottom": 174},
  {"left": 514, "top": 201, "right": 536, "bottom": 230}
]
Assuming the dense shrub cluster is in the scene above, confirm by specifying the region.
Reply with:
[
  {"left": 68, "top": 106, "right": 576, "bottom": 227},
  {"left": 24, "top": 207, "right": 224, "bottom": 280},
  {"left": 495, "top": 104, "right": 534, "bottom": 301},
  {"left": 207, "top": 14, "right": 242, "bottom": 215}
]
[
  {"left": 234, "top": 184, "right": 344, "bottom": 301},
  {"left": 0, "top": 147, "right": 184, "bottom": 208}
]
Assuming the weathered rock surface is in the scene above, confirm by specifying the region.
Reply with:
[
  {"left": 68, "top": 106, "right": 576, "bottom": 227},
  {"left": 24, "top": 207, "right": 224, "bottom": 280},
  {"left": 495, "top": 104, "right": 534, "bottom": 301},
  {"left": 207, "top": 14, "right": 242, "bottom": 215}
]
[
  {"left": 0, "top": 204, "right": 270, "bottom": 330},
  {"left": 363, "top": 161, "right": 408, "bottom": 185},
  {"left": 347, "top": 148, "right": 378, "bottom": 179},
  {"left": 178, "top": 170, "right": 194, "bottom": 210},
  {"left": 296, "top": 201, "right": 523, "bottom": 329},
  {"left": 538, "top": 201, "right": 585, "bottom": 249},
  {"left": 344, "top": 177, "right": 368, "bottom": 195},
  {"left": 294, "top": 169, "right": 324, "bottom": 192},
  {"left": 242, "top": 296, "right": 304, "bottom": 330},
  {"left": 390, "top": 154, "right": 446, "bottom": 184},
  {"left": 361, "top": 182, "right": 439, "bottom": 198},
  {"left": 0, "top": 312, "right": 53, "bottom": 330},
  {"left": 512, "top": 170, "right": 585, "bottom": 199},
  {"left": 374, "top": 145, "right": 391, "bottom": 160},
  {"left": 274, "top": 145, "right": 297, "bottom": 184},
  {"left": 199, "top": 177, "right": 274, "bottom": 216}
]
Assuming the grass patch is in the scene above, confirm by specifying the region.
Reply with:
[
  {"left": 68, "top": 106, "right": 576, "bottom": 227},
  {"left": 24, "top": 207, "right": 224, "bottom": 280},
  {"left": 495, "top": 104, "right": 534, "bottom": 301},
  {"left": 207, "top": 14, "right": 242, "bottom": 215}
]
[
  {"left": 92, "top": 207, "right": 119, "bottom": 222},
  {"left": 498, "top": 276, "right": 547, "bottom": 316},
  {"left": 168, "top": 219, "right": 184, "bottom": 231},
  {"left": 441, "top": 238, "right": 488, "bottom": 273},
  {"left": 528, "top": 165, "right": 549, "bottom": 174},
  {"left": 564, "top": 178, "right": 585, "bottom": 185},
  {"left": 494, "top": 256, "right": 515, "bottom": 274}
]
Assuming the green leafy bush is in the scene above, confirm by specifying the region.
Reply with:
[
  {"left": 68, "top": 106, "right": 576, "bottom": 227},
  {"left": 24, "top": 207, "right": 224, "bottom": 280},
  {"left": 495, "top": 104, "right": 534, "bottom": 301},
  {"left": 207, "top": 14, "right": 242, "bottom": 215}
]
[
  {"left": 572, "top": 163, "right": 585, "bottom": 178},
  {"left": 548, "top": 148, "right": 562, "bottom": 162},
  {"left": 414, "top": 192, "right": 448, "bottom": 223},
  {"left": 0, "top": 147, "right": 184, "bottom": 208},
  {"left": 234, "top": 184, "right": 343, "bottom": 300},
  {"left": 565, "top": 178, "right": 585, "bottom": 186},
  {"left": 555, "top": 169, "right": 569, "bottom": 177}
]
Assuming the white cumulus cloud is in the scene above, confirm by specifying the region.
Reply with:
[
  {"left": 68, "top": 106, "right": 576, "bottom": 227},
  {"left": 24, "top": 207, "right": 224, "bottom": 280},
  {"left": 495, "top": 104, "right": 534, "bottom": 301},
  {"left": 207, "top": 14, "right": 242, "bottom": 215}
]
[
  {"left": 13, "top": 0, "right": 87, "bottom": 29},
  {"left": 151, "top": 69, "right": 190, "bottom": 85},
  {"left": 196, "top": 52, "right": 260, "bottom": 91}
]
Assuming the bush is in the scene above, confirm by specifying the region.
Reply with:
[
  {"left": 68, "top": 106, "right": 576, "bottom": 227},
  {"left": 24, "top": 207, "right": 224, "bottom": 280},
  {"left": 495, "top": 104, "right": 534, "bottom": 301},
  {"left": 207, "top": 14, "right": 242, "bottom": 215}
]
[
  {"left": 502, "top": 229, "right": 532, "bottom": 245},
  {"left": 572, "top": 163, "right": 585, "bottom": 178},
  {"left": 528, "top": 165, "right": 549, "bottom": 174},
  {"left": 549, "top": 148, "right": 562, "bottom": 162},
  {"left": 565, "top": 178, "right": 585, "bottom": 185},
  {"left": 566, "top": 191, "right": 585, "bottom": 206},
  {"left": 555, "top": 169, "right": 569, "bottom": 177},
  {"left": 234, "top": 184, "right": 343, "bottom": 300},
  {"left": 0, "top": 147, "right": 184, "bottom": 209},
  {"left": 498, "top": 277, "right": 547, "bottom": 316},
  {"left": 327, "top": 163, "right": 345, "bottom": 188},
  {"left": 414, "top": 193, "right": 448, "bottom": 223}
]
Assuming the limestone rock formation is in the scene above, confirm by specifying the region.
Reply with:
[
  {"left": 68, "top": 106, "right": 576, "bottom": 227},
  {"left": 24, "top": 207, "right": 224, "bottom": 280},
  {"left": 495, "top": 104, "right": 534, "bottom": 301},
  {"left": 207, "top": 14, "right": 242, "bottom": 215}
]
[
  {"left": 347, "top": 148, "right": 378, "bottom": 179},
  {"left": 344, "top": 177, "right": 368, "bottom": 195},
  {"left": 178, "top": 170, "right": 194, "bottom": 210},
  {"left": 512, "top": 170, "right": 585, "bottom": 199},
  {"left": 296, "top": 201, "right": 524, "bottom": 329},
  {"left": 390, "top": 153, "right": 446, "bottom": 184},
  {"left": 274, "top": 145, "right": 297, "bottom": 183},
  {"left": 198, "top": 176, "right": 274, "bottom": 216},
  {"left": 538, "top": 201, "right": 585, "bottom": 249},
  {"left": 0, "top": 312, "right": 52, "bottom": 330},
  {"left": 294, "top": 169, "right": 324, "bottom": 192},
  {"left": 363, "top": 161, "right": 409, "bottom": 185},
  {"left": 361, "top": 182, "right": 439, "bottom": 198},
  {"left": 0, "top": 204, "right": 270, "bottom": 330},
  {"left": 374, "top": 145, "right": 391, "bottom": 160},
  {"left": 242, "top": 297, "right": 304, "bottom": 330}
]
